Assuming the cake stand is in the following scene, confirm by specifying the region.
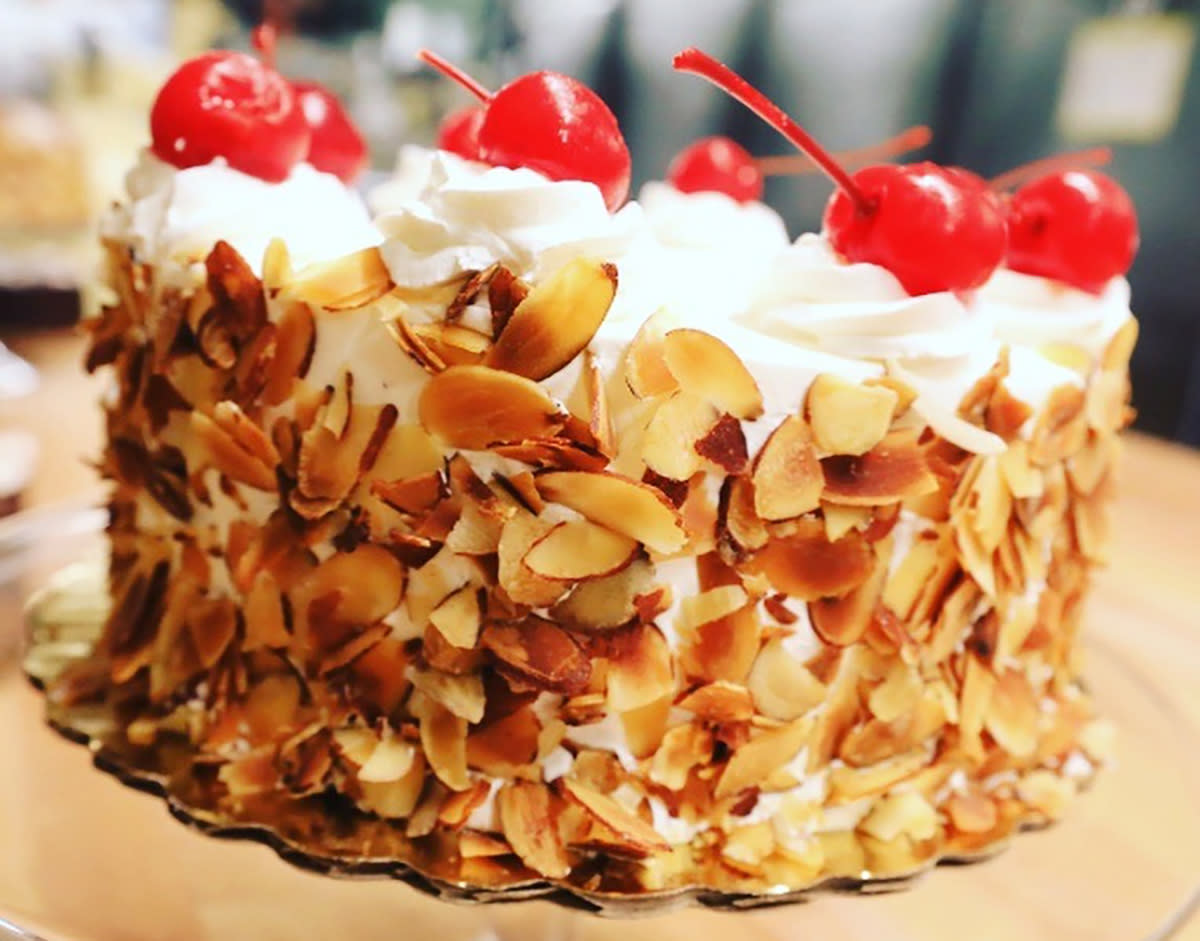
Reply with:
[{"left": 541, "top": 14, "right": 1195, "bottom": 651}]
[{"left": 2, "top": 502, "right": 1198, "bottom": 940}]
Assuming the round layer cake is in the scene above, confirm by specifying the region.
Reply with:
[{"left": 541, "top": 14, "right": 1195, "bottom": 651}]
[{"left": 63, "top": 50, "right": 1132, "bottom": 895}]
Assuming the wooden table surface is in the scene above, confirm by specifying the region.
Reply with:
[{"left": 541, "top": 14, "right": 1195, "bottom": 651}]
[{"left": 1, "top": 327, "right": 1198, "bottom": 941}]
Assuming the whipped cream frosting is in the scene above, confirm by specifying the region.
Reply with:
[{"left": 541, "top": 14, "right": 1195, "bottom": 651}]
[
  {"left": 101, "top": 151, "right": 380, "bottom": 285},
  {"left": 978, "top": 267, "right": 1133, "bottom": 359}
]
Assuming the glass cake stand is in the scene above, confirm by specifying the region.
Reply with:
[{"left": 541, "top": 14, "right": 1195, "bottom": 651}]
[{"left": 1, "top": 503, "right": 1198, "bottom": 941}]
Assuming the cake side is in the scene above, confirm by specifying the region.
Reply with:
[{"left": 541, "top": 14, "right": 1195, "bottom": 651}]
[{"left": 68, "top": 211, "right": 1131, "bottom": 891}]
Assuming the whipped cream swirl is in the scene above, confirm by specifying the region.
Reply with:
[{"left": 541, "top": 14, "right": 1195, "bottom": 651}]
[
  {"left": 978, "top": 267, "right": 1133, "bottom": 359},
  {"left": 101, "top": 151, "right": 380, "bottom": 286}
]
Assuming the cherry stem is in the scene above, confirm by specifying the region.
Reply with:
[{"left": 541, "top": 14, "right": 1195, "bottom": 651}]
[
  {"left": 418, "top": 49, "right": 492, "bottom": 103},
  {"left": 756, "top": 125, "right": 932, "bottom": 177},
  {"left": 988, "top": 147, "right": 1112, "bottom": 192},
  {"left": 251, "top": 23, "right": 277, "bottom": 70},
  {"left": 673, "top": 47, "right": 868, "bottom": 210}
]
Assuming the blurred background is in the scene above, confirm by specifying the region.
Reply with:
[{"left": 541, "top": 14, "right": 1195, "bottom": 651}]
[{"left": 1, "top": 0, "right": 1199, "bottom": 512}]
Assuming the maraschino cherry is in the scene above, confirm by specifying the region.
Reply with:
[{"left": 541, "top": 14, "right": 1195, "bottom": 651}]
[
  {"left": 667, "top": 125, "right": 932, "bottom": 205},
  {"left": 673, "top": 48, "right": 1007, "bottom": 296},
  {"left": 987, "top": 149, "right": 1138, "bottom": 294},
  {"left": 253, "top": 24, "right": 367, "bottom": 182},
  {"left": 150, "top": 50, "right": 310, "bottom": 183},
  {"left": 437, "top": 105, "right": 485, "bottom": 161},
  {"left": 419, "top": 50, "right": 631, "bottom": 212},
  {"left": 668, "top": 136, "right": 763, "bottom": 202}
]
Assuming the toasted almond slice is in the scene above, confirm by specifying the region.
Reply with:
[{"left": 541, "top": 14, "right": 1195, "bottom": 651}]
[
  {"left": 828, "top": 746, "right": 928, "bottom": 802},
  {"left": 810, "top": 558, "right": 885, "bottom": 646},
  {"left": 641, "top": 392, "right": 719, "bottom": 480},
  {"left": 947, "top": 791, "right": 999, "bottom": 834},
  {"left": 482, "top": 617, "right": 592, "bottom": 694},
  {"left": 356, "top": 752, "right": 427, "bottom": 819},
  {"left": 649, "top": 723, "right": 712, "bottom": 790},
  {"left": 806, "top": 374, "right": 897, "bottom": 456},
  {"left": 190, "top": 410, "right": 277, "bottom": 491},
  {"left": 715, "top": 716, "right": 813, "bottom": 799},
  {"left": 551, "top": 558, "right": 654, "bottom": 631},
  {"left": 821, "top": 430, "right": 938, "bottom": 506},
  {"left": 625, "top": 309, "right": 679, "bottom": 398},
  {"left": 985, "top": 668, "right": 1039, "bottom": 758},
  {"left": 242, "top": 571, "right": 290, "bottom": 651},
  {"left": 678, "top": 680, "right": 754, "bottom": 722},
  {"left": 747, "top": 637, "right": 827, "bottom": 721},
  {"left": 859, "top": 790, "right": 938, "bottom": 842},
  {"left": 409, "top": 666, "right": 486, "bottom": 723},
  {"left": 867, "top": 660, "right": 923, "bottom": 722},
  {"left": 1016, "top": 770, "right": 1076, "bottom": 819},
  {"left": 460, "top": 831, "right": 514, "bottom": 858},
  {"left": 498, "top": 780, "right": 570, "bottom": 877},
  {"left": 535, "top": 471, "right": 687, "bottom": 554},
  {"left": 498, "top": 511, "right": 570, "bottom": 606},
  {"left": 677, "top": 584, "right": 749, "bottom": 634},
  {"left": 387, "top": 316, "right": 447, "bottom": 374},
  {"left": 418, "top": 365, "right": 565, "bottom": 450},
  {"left": 524, "top": 519, "right": 640, "bottom": 581},
  {"left": 428, "top": 586, "right": 482, "bottom": 649},
  {"left": 751, "top": 518, "right": 874, "bottom": 602},
  {"left": 584, "top": 350, "right": 616, "bottom": 456},
  {"left": 1029, "top": 384, "right": 1088, "bottom": 466},
  {"left": 438, "top": 779, "right": 493, "bottom": 829},
  {"left": 1102, "top": 317, "right": 1139, "bottom": 371},
  {"left": 958, "top": 654, "right": 995, "bottom": 760},
  {"left": 369, "top": 471, "right": 445, "bottom": 514},
  {"left": 606, "top": 624, "right": 674, "bottom": 711},
  {"left": 485, "top": 257, "right": 616, "bottom": 380},
  {"left": 262, "top": 301, "right": 317, "bottom": 405},
  {"left": 720, "top": 475, "right": 769, "bottom": 555},
  {"left": 662, "top": 328, "right": 764, "bottom": 420},
  {"left": 822, "top": 503, "right": 871, "bottom": 542},
  {"left": 283, "top": 246, "right": 393, "bottom": 310},
  {"left": 406, "top": 546, "right": 482, "bottom": 626},
  {"left": 412, "top": 692, "right": 472, "bottom": 791},
  {"left": 357, "top": 735, "right": 418, "bottom": 784},
  {"left": 410, "top": 322, "right": 491, "bottom": 366},
  {"left": 752, "top": 416, "right": 822, "bottom": 521},
  {"left": 561, "top": 777, "right": 670, "bottom": 856}
]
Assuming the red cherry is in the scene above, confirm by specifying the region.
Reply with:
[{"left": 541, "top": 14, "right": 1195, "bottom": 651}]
[
  {"left": 673, "top": 48, "right": 1006, "bottom": 296},
  {"left": 418, "top": 51, "right": 632, "bottom": 212},
  {"left": 437, "top": 105, "right": 484, "bottom": 160},
  {"left": 667, "top": 136, "right": 763, "bottom": 202},
  {"left": 1006, "top": 170, "right": 1138, "bottom": 294},
  {"left": 824, "top": 164, "right": 1007, "bottom": 295},
  {"left": 150, "top": 51, "right": 309, "bottom": 183},
  {"left": 293, "top": 81, "right": 368, "bottom": 182}
]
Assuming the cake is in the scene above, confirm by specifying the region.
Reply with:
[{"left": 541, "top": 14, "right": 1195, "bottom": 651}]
[{"left": 61, "top": 45, "right": 1136, "bottom": 895}]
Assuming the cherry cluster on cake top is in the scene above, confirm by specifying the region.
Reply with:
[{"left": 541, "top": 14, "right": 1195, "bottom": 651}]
[{"left": 147, "top": 38, "right": 1137, "bottom": 299}]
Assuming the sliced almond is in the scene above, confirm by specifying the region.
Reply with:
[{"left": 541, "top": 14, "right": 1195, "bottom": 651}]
[
  {"left": 560, "top": 777, "right": 670, "bottom": 856},
  {"left": 662, "top": 328, "right": 764, "bottom": 420},
  {"left": 806, "top": 373, "right": 897, "bottom": 456},
  {"left": 551, "top": 558, "right": 654, "bottom": 631},
  {"left": 498, "top": 510, "right": 570, "bottom": 607},
  {"left": 281, "top": 246, "right": 393, "bottom": 310},
  {"left": 641, "top": 392, "right": 719, "bottom": 480},
  {"left": 746, "top": 637, "right": 827, "bottom": 721},
  {"left": 428, "top": 586, "right": 482, "bottom": 649},
  {"left": 715, "top": 716, "right": 812, "bottom": 799},
  {"left": 752, "top": 416, "right": 822, "bottom": 521},
  {"left": 481, "top": 617, "right": 592, "bottom": 695},
  {"left": 412, "top": 691, "right": 472, "bottom": 791},
  {"left": 497, "top": 780, "right": 570, "bottom": 878},
  {"left": 649, "top": 723, "right": 713, "bottom": 790},
  {"left": 485, "top": 257, "right": 616, "bottom": 380},
  {"left": 678, "top": 680, "right": 754, "bottom": 723},
  {"left": 828, "top": 746, "right": 928, "bottom": 802},
  {"left": 467, "top": 707, "right": 541, "bottom": 776},
  {"left": 821, "top": 430, "right": 938, "bottom": 506},
  {"left": 524, "top": 519, "right": 639, "bottom": 581},
  {"left": 583, "top": 350, "right": 616, "bottom": 456},
  {"left": 625, "top": 309, "right": 679, "bottom": 398},
  {"left": 409, "top": 666, "right": 486, "bottom": 723},
  {"left": 985, "top": 668, "right": 1039, "bottom": 758},
  {"left": 418, "top": 365, "right": 565, "bottom": 449},
  {"left": 810, "top": 559, "right": 885, "bottom": 646},
  {"left": 750, "top": 518, "right": 874, "bottom": 601},
  {"left": 535, "top": 472, "right": 687, "bottom": 555},
  {"left": 606, "top": 624, "right": 674, "bottom": 711}
]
